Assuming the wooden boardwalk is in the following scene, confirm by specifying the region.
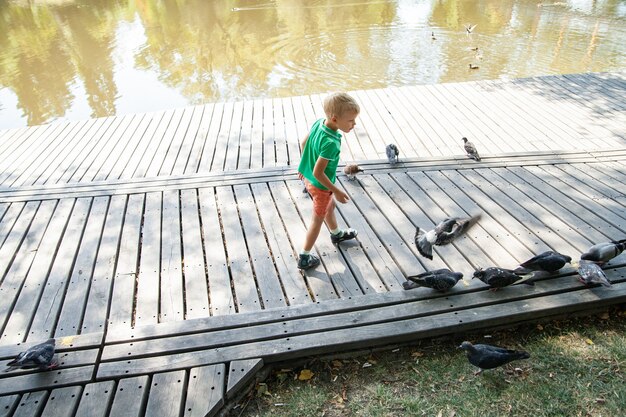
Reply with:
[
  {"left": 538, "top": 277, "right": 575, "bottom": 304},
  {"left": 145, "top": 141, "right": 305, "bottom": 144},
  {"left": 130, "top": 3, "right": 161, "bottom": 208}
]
[{"left": 0, "top": 72, "right": 625, "bottom": 417}]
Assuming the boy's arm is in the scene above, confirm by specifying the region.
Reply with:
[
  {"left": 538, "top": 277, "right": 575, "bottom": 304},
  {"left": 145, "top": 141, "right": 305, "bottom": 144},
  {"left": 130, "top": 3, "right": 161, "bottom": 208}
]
[
  {"left": 300, "top": 133, "right": 310, "bottom": 152},
  {"left": 313, "top": 157, "right": 350, "bottom": 204}
]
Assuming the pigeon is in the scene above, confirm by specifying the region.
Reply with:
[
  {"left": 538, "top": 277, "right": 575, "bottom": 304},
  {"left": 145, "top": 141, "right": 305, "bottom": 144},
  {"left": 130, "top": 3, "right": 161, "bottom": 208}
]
[
  {"left": 385, "top": 143, "right": 400, "bottom": 165},
  {"left": 514, "top": 251, "right": 572, "bottom": 274},
  {"left": 580, "top": 239, "right": 626, "bottom": 265},
  {"left": 343, "top": 164, "right": 363, "bottom": 181},
  {"left": 5, "top": 338, "right": 57, "bottom": 372},
  {"left": 431, "top": 32, "right": 436, "bottom": 41},
  {"left": 462, "top": 137, "right": 481, "bottom": 161},
  {"left": 459, "top": 341, "right": 530, "bottom": 375},
  {"left": 402, "top": 269, "right": 463, "bottom": 292},
  {"left": 473, "top": 267, "right": 534, "bottom": 290},
  {"left": 468, "top": 64, "right": 479, "bottom": 70},
  {"left": 414, "top": 214, "right": 481, "bottom": 260},
  {"left": 465, "top": 23, "right": 477, "bottom": 34},
  {"left": 577, "top": 259, "right": 612, "bottom": 288}
]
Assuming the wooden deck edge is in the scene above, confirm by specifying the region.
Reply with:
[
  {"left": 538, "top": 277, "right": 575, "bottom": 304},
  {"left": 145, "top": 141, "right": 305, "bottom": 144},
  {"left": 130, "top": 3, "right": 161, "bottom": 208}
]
[
  {"left": 106, "top": 261, "right": 626, "bottom": 344},
  {"left": 1, "top": 148, "right": 625, "bottom": 203}
]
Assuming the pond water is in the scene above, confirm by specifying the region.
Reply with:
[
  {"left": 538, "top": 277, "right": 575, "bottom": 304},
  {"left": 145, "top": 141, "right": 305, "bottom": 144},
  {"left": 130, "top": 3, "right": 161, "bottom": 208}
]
[{"left": 0, "top": 0, "right": 624, "bottom": 129}]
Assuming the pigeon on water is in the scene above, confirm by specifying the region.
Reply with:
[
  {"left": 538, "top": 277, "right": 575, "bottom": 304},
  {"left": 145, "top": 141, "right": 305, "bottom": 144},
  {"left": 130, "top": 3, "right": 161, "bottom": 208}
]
[
  {"left": 577, "top": 259, "right": 612, "bottom": 288},
  {"left": 5, "top": 338, "right": 57, "bottom": 372},
  {"left": 459, "top": 341, "right": 530, "bottom": 375},
  {"left": 385, "top": 143, "right": 400, "bottom": 165},
  {"left": 415, "top": 214, "right": 481, "bottom": 260},
  {"left": 473, "top": 267, "right": 534, "bottom": 290},
  {"left": 402, "top": 268, "right": 463, "bottom": 292},
  {"left": 343, "top": 164, "right": 363, "bottom": 181},
  {"left": 580, "top": 239, "right": 626, "bottom": 265},
  {"left": 514, "top": 251, "right": 572, "bottom": 275},
  {"left": 462, "top": 137, "right": 481, "bottom": 161},
  {"left": 465, "top": 23, "right": 477, "bottom": 34}
]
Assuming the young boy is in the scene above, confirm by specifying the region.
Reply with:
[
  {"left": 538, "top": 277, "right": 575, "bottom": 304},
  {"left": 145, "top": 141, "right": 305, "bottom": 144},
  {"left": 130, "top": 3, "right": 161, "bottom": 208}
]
[{"left": 297, "top": 92, "right": 360, "bottom": 270}]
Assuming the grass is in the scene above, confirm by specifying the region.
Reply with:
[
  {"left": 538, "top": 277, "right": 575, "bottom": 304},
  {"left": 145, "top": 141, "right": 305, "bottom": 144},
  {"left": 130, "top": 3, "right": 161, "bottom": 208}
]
[{"left": 228, "top": 305, "right": 626, "bottom": 417}]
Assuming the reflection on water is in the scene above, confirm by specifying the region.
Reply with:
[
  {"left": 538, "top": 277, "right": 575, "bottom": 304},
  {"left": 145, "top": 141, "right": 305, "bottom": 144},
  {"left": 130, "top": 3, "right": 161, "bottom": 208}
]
[{"left": 0, "top": 0, "right": 624, "bottom": 129}]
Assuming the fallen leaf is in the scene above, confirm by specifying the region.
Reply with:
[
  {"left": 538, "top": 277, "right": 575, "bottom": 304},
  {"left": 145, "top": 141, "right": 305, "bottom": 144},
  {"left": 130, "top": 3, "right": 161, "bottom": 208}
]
[
  {"left": 536, "top": 324, "right": 544, "bottom": 331},
  {"left": 362, "top": 362, "right": 372, "bottom": 368},
  {"left": 298, "top": 369, "right": 314, "bottom": 381},
  {"left": 595, "top": 398, "right": 606, "bottom": 404},
  {"left": 411, "top": 351, "right": 424, "bottom": 358},
  {"left": 585, "top": 338, "right": 594, "bottom": 345},
  {"left": 332, "top": 360, "right": 343, "bottom": 368},
  {"left": 599, "top": 312, "right": 609, "bottom": 320}
]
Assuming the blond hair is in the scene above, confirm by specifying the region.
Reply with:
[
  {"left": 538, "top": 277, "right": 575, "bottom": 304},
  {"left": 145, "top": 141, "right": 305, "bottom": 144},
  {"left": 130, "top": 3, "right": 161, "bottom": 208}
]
[{"left": 323, "top": 92, "right": 360, "bottom": 118}]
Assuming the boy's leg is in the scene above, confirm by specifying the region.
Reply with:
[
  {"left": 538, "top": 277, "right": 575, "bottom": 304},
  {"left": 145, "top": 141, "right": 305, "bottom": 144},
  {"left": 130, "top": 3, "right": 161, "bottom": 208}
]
[{"left": 303, "top": 214, "right": 325, "bottom": 252}]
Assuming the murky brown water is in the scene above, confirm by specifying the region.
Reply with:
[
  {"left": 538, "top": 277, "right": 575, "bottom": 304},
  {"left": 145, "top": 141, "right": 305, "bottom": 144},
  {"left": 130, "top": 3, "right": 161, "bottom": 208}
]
[{"left": 0, "top": 0, "right": 624, "bottom": 129}]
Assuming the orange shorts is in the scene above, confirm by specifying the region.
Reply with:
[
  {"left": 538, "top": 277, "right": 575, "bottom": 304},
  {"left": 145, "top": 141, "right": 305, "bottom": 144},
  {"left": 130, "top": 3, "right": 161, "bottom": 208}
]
[{"left": 304, "top": 179, "right": 334, "bottom": 217}]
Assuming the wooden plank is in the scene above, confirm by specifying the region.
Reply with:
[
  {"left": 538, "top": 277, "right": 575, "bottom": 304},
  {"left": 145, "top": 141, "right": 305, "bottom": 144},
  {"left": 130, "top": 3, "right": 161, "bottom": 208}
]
[
  {"left": 145, "top": 108, "right": 186, "bottom": 178},
  {"left": 44, "top": 117, "right": 114, "bottom": 185},
  {"left": 234, "top": 185, "right": 286, "bottom": 309},
  {"left": 179, "top": 190, "right": 209, "bottom": 319},
  {"left": 135, "top": 192, "right": 161, "bottom": 326},
  {"left": 0, "top": 332, "right": 102, "bottom": 359},
  {"left": 39, "top": 386, "right": 82, "bottom": 417},
  {"left": 11, "top": 120, "right": 88, "bottom": 187},
  {"left": 4, "top": 198, "right": 77, "bottom": 343},
  {"left": 160, "top": 190, "right": 184, "bottom": 322},
  {"left": 0, "top": 202, "right": 31, "bottom": 273},
  {"left": 210, "top": 101, "right": 233, "bottom": 172},
  {"left": 281, "top": 97, "right": 301, "bottom": 165},
  {"left": 74, "top": 381, "right": 115, "bottom": 417},
  {"left": 144, "top": 370, "right": 186, "bottom": 417},
  {"left": 132, "top": 109, "right": 175, "bottom": 179},
  {"left": 91, "top": 115, "right": 145, "bottom": 182},
  {"left": 106, "top": 114, "right": 155, "bottom": 181},
  {"left": 197, "top": 102, "right": 225, "bottom": 173},
  {"left": 262, "top": 98, "right": 275, "bottom": 168},
  {"left": 108, "top": 375, "right": 149, "bottom": 417},
  {"left": 55, "top": 197, "right": 108, "bottom": 337},
  {"left": 0, "top": 366, "right": 94, "bottom": 395},
  {"left": 184, "top": 364, "right": 225, "bottom": 417},
  {"left": 250, "top": 183, "right": 311, "bottom": 305},
  {"left": 249, "top": 99, "right": 264, "bottom": 170},
  {"left": 0, "top": 394, "right": 19, "bottom": 417},
  {"left": 271, "top": 181, "right": 337, "bottom": 301},
  {"left": 226, "top": 358, "right": 263, "bottom": 399},
  {"left": 161, "top": 106, "right": 198, "bottom": 176},
  {"left": 117, "top": 111, "right": 166, "bottom": 180},
  {"left": 183, "top": 104, "right": 215, "bottom": 174},
  {"left": 223, "top": 101, "right": 243, "bottom": 172},
  {"left": 98, "top": 274, "right": 626, "bottom": 378},
  {"left": 272, "top": 98, "right": 289, "bottom": 166},
  {"left": 108, "top": 194, "right": 143, "bottom": 329},
  {"left": 197, "top": 188, "right": 234, "bottom": 316},
  {"left": 0, "top": 349, "right": 98, "bottom": 373},
  {"left": 215, "top": 187, "right": 260, "bottom": 312},
  {"left": 73, "top": 115, "right": 136, "bottom": 183},
  {"left": 10, "top": 391, "right": 47, "bottom": 417},
  {"left": 81, "top": 195, "right": 125, "bottom": 334},
  {"left": 482, "top": 168, "right": 607, "bottom": 247},
  {"left": 0, "top": 200, "right": 57, "bottom": 337},
  {"left": 235, "top": 100, "right": 253, "bottom": 170}
]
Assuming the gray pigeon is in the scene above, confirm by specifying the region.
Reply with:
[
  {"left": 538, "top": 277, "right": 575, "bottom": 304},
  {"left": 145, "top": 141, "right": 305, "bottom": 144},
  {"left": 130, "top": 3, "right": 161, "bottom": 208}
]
[
  {"left": 514, "top": 251, "right": 572, "bottom": 274},
  {"left": 415, "top": 214, "right": 481, "bottom": 260},
  {"left": 462, "top": 137, "right": 481, "bottom": 161},
  {"left": 577, "top": 260, "right": 612, "bottom": 288},
  {"left": 385, "top": 143, "right": 400, "bottom": 165},
  {"left": 403, "top": 269, "right": 463, "bottom": 292},
  {"left": 343, "top": 164, "right": 363, "bottom": 181},
  {"left": 5, "top": 338, "right": 57, "bottom": 372},
  {"left": 580, "top": 239, "right": 626, "bottom": 265},
  {"left": 459, "top": 341, "right": 530, "bottom": 375},
  {"left": 473, "top": 267, "right": 534, "bottom": 290}
]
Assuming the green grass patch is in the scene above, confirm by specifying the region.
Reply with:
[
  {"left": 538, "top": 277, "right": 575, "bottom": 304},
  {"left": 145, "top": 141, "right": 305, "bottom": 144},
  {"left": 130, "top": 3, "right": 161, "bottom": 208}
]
[{"left": 231, "top": 306, "right": 626, "bottom": 417}]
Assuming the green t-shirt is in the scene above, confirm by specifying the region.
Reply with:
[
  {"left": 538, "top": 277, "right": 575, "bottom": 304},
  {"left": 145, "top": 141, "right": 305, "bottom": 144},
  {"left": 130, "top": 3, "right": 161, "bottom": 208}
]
[{"left": 298, "top": 119, "right": 342, "bottom": 190}]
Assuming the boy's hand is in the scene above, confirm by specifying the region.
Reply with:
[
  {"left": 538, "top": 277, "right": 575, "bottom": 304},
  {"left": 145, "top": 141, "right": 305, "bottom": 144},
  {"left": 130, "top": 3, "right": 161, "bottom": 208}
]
[{"left": 334, "top": 189, "right": 350, "bottom": 204}]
